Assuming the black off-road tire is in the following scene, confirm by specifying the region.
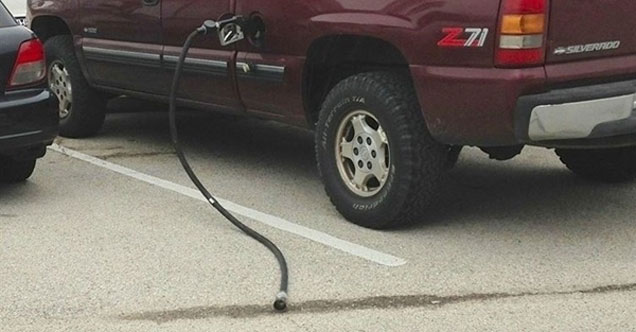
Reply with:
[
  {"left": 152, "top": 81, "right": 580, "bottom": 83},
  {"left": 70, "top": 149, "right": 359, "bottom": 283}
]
[
  {"left": 316, "top": 71, "right": 448, "bottom": 229},
  {"left": 0, "top": 158, "right": 36, "bottom": 183},
  {"left": 556, "top": 147, "right": 636, "bottom": 182},
  {"left": 45, "top": 35, "right": 106, "bottom": 138}
]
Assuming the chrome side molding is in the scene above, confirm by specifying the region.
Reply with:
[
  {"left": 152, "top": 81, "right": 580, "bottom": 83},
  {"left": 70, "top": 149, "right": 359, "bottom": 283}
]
[
  {"left": 236, "top": 62, "right": 285, "bottom": 82},
  {"left": 82, "top": 46, "right": 161, "bottom": 68}
]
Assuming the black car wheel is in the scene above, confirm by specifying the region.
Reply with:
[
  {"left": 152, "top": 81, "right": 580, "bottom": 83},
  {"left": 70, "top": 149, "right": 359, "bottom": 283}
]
[
  {"left": 0, "top": 158, "right": 36, "bottom": 183},
  {"left": 316, "top": 72, "right": 448, "bottom": 229},
  {"left": 45, "top": 35, "right": 106, "bottom": 138},
  {"left": 556, "top": 147, "right": 636, "bottom": 182}
]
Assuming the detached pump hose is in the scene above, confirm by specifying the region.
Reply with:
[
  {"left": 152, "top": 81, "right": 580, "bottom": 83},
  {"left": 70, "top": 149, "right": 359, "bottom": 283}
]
[{"left": 168, "top": 21, "right": 289, "bottom": 312}]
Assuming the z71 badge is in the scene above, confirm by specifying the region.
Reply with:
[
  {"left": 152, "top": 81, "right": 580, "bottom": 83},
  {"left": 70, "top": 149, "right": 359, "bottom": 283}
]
[{"left": 437, "top": 27, "right": 489, "bottom": 48}]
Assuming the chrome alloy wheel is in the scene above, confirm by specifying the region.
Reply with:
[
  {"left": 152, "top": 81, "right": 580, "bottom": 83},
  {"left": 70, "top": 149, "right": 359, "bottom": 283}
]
[
  {"left": 335, "top": 110, "right": 390, "bottom": 197},
  {"left": 48, "top": 60, "right": 73, "bottom": 119}
]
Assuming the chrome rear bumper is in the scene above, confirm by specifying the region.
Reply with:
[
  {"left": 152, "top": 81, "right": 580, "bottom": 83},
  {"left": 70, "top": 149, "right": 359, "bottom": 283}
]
[
  {"left": 515, "top": 80, "right": 636, "bottom": 146},
  {"left": 529, "top": 93, "right": 636, "bottom": 141}
]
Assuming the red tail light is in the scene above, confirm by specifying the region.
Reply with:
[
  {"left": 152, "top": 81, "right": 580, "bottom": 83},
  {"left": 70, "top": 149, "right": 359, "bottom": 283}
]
[
  {"left": 496, "top": 0, "right": 548, "bottom": 67},
  {"left": 502, "top": 0, "right": 546, "bottom": 14},
  {"left": 7, "top": 39, "right": 46, "bottom": 89}
]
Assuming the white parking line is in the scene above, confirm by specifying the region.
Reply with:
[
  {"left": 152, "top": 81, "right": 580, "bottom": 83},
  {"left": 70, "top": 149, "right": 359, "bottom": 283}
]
[{"left": 49, "top": 143, "right": 407, "bottom": 267}]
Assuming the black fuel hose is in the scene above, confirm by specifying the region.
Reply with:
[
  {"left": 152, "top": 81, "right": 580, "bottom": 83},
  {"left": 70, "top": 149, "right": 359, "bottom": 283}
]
[{"left": 168, "top": 24, "right": 289, "bottom": 312}]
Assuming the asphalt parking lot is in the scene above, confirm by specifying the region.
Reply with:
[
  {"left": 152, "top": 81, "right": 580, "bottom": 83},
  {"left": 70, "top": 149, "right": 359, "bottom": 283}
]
[{"left": 1, "top": 98, "right": 635, "bottom": 331}]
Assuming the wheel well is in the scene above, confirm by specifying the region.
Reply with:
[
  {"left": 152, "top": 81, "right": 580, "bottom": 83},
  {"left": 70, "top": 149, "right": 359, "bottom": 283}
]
[
  {"left": 30, "top": 16, "right": 71, "bottom": 42},
  {"left": 303, "top": 35, "right": 409, "bottom": 128}
]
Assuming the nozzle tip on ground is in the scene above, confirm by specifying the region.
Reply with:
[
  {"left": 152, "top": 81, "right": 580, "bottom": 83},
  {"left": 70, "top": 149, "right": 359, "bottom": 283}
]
[{"left": 274, "top": 292, "right": 288, "bottom": 312}]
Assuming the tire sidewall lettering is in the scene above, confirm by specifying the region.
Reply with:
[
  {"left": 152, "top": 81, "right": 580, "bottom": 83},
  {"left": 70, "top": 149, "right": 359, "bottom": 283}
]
[
  {"left": 321, "top": 96, "right": 367, "bottom": 151},
  {"left": 352, "top": 164, "right": 395, "bottom": 211}
]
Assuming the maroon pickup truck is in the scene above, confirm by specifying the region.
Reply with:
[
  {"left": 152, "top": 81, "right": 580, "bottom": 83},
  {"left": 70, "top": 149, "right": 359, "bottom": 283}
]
[{"left": 27, "top": 0, "right": 636, "bottom": 228}]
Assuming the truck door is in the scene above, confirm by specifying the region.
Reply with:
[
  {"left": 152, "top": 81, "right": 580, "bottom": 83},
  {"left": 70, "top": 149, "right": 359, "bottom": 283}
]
[
  {"left": 78, "top": 0, "right": 164, "bottom": 94},
  {"left": 161, "top": 0, "right": 243, "bottom": 111},
  {"left": 233, "top": 1, "right": 307, "bottom": 124}
]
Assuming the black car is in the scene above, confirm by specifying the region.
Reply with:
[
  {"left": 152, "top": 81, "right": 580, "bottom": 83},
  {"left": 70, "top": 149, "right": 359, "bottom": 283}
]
[{"left": 0, "top": 2, "right": 57, "bottom": 183}]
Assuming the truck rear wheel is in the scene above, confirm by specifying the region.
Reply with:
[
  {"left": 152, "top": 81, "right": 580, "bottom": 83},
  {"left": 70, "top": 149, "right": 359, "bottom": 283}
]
[
  {"left": 556, "top": 147, "right": 636, "bottom": 182},
  {"left": 315, "top": 72, "right": 448, "bottom": 229},
  {"left": 0, "top": 158, "right": 36, "bottom": 183},
  {"left": 45, "top": 35, "right": 106, "bottom": 138}
]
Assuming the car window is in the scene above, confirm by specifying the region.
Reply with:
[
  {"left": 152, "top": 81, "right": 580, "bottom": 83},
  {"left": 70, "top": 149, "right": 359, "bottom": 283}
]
[{"left": 0, "top": 1, "right": 17, "bottom": 27}]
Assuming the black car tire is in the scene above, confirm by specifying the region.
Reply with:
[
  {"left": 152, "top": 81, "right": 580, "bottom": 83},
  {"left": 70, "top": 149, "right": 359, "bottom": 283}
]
[
  {"left": 0, "top": 158, "right": 36, "bottom": 183},
  {"left": 556, "top": 147, "right": 636, "bottom": 182},
  {"left": 316, "top": 71, "right": 448, "bottom": 229},
  {"left": 45, "top": 35, "right": 106, "bottom": 138}
]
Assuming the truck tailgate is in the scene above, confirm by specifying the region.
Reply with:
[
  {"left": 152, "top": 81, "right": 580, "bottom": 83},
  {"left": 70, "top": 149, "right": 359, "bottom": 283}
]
[{"left": 546, "top": 2, "right": 636, "bottom": 63}]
